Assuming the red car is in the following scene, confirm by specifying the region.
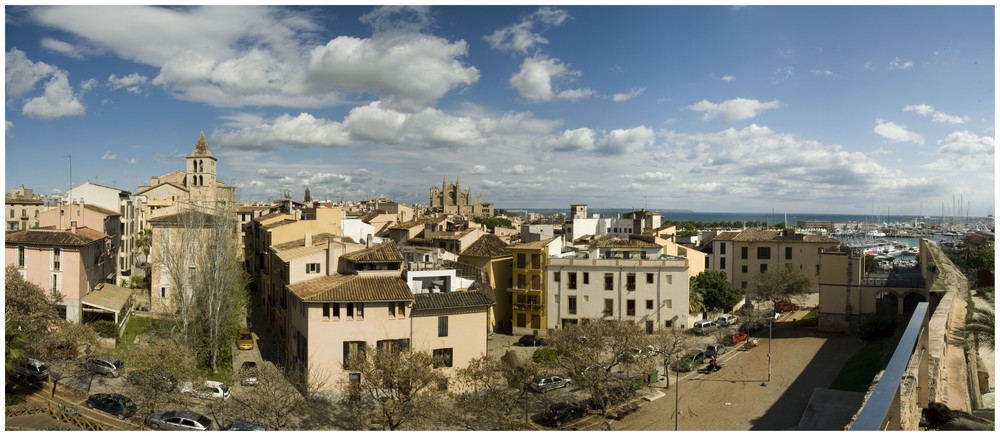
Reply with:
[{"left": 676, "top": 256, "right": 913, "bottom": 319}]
[
  {"left": 776, "top": 301, "right": 800, "bottom": 312},
  {"left": 724, "top": 331, "right": 748, "bottom": 345}
]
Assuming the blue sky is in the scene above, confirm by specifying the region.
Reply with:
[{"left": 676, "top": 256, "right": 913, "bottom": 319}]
[{"left": 4, "top": 5, "right": 995, "bottom": 215}]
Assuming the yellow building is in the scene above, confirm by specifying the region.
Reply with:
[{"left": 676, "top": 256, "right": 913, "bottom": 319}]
[
  {"left": 508, "top": 236, "right": 562, "bottom": 336},
  {"left": 708, "top": 229, "right": 841, "bottom": 298},
  {"left": 459, "top": 234, "right": 513, "bottom": 333}
]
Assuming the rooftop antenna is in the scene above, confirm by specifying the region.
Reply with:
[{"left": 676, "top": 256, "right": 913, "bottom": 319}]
[{"left": 65, "top": 154, "right": 72, "bottom": 203}]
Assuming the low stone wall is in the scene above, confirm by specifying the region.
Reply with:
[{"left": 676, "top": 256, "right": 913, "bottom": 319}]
[{"left": 923, "top": 241, "right": 970, "bottom": 410}]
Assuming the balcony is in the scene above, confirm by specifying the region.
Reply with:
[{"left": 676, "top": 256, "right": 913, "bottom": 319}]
[{"left": 512, "top": 303, "right": 543, "bottom": 313}]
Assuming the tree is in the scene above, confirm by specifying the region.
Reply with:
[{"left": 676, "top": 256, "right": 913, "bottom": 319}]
[
  {"left": 691, "top": 270, "right": 743, "bottom": 313},
  {"left": 864, "top": 255, "right": 879, "bottom": 273},
  {"left": 118, "top": 335, "right": 198, "bottom": 428},
  {"left": 688, "top": 276, "right": 706, "bottom": 314},
  {"left": 650, "top": 325, "right": 690, "bottom": 388},
  {"left": 192, "top": 200, "right": 249, "bottom": 373},
  {"left": 5, "top": 264, "right": 63, "bottom": 341},
  {"left": 33, "top": 321, "right": 100, "bottom": 398},
  {"left": 336, "top": 347, "right": 448, "bottom": 430},
  {"left": 152, "top": 208, "right": 207, "bottom": 345},
  {"left": 224, "top": 362, "right": 325, "bottom": 430},
  {"left": 449, "top": 355, "right": 527, "bottom": 430},
  {"left": 747, "top": 264, "right": 811, "bottom": 305},
  {"left": 5, "top": 314, "right": 28, "bottom": 377},
  {"left": 961, "top": 306, "right": 995, "bottom": 351},
  {"left": 547, "top": 320, "right": 652, "bottom": 413}
]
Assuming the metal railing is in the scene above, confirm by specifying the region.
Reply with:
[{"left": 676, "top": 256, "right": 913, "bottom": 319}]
[{"left": 850, "top": 301, "right": 929, "bottom": 430}]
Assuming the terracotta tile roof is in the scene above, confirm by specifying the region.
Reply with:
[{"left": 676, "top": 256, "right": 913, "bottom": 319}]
[
  {"left": 710, "top": 231, "right": 742, "bottom": 242},
  {"left": 622, "top": 209, "right": 661, "bottom": 219},
  {"left": 592, "top": 237, "right": 661, "bottom": 249},
  {"left": 288, "top": 274, "right": 414, "bottom": 302},
  {"left": 509, "top": 236, "right": 559, "bottom": 250},
  {"left": 460, "top": 234, "right": 511, "bottom": 258},
  {"left": 413, "top": 290, "right": 494, "bottom": 311},
  {"left": 341, "top": 240, "right": 403, "bottom": 263},
  {"left": 715, "top": 229, "right": 840, "bottom": 244},
  {"left": 262, "top": 218, "right": 298, "bottom": 230},
  {"left": 237, "top": 206, "right": 272, "bottom": 213},
  {"left": 272, "top": 232, "right": 337, "bottom": 252},
  {"left": 5, "top": 197, "right": 44, "bottom": 205},
  {"left": 136, "top": 181, "right": 188, "bottom": 195},
  {"left": 359, "top": 210, "right": 385, "bottom": 223},
  {"left": 147, "top": 211, "right": 222, "bottom": 226},
  {"left": 388, "top": 219, "right": 426, "bottom": 230},
  {"left": 5, "top": 227, "right": 108, "bottom": 246}
]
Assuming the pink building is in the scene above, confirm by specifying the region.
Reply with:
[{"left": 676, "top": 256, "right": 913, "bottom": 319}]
[{"left": 6, "top": 226, "right": 118, "bottom": 323}]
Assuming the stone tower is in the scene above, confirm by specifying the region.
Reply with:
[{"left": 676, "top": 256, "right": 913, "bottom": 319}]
[{"left": 186, "top": 132, "right": 218, "bottom": 202}]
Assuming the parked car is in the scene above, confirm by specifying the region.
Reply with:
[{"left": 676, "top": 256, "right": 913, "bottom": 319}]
[
  {"left": 739, "top": 320, "right": 765, "bottom": 335},
  {"left": 588, "top": 382, "right": 636, "bottom": 410},
  {"left": 724, "top": 331, "right": 748, "bottom": 345},
  {"left": 223, "top": 420, "right": 266, "bottom": 431},
  {"left": 776, "top": 301, "right": 800, "bottom": 313},
  {"left": 85, "top": 355, "right": 125, "bottom": 377},
  {"left": 765, "top": 310, "right": 780, "bottom": 321},
  {"left": 86, "top": 393, "right": 137, "bottom": 419},
  {"left": 530, "top": 375, "right": 572, "bottom": 392},
  {"left": 127, "top": 369, "right": 177, "bottom": 391},
  {"left": 692, "top": 320, "right": 717, "bottom": 335},
  {"left": 716, "top": 313, "right": 739, "bottom": 326},
  {"left": 181, "top": 380, "right": 231, "bottom": 400},
  {"left": 671, "top": 349, "right": 707, "bottom": 372},
  {"left": 646, "top": 345, "right": 662, "bottom": 356},
  {"left": 239, "top": 361, "right": 259, "bottom": 386},
  {"left": 237, "top": 328, "right": 254, "bottom": 350},
  {"left": 517, "top": 335, "right": 545, "bottom": 347},
  {"left": 146, "top": 410, "right": 214, "bottom": 430},
  {"left": 705, "top": 343, "right": 727, "bottom": 358},
  {"left": 540, "top": 402, "right": 587, "bottom": 428},
  {"left": 16, "top": 358, "right": 49, "bottom": 382}
]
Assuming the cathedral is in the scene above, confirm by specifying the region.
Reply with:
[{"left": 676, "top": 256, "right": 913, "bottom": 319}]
[{"left": 429, "top": 178, "right": 494, "bottom": 217}]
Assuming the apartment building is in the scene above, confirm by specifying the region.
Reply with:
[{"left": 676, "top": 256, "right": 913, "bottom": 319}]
[
  {"left": 547, "top": 241, "right": 691, "bottom": 332},
  {"left": 5, "top": 185, "right": 46, "bottom": 231},
  {"left": 459, "top": 234, "right": 513, "bottom": 333},
  {"left": 6, "top": 226, "right": 114, "bottom": 323},
  {"left": 508, "top": 236, "right": 562, "bottom": 336},
  {"left": 563, "top": 204, "right": 662, "bottom": 243},
  {"left": 707, "top": 229, "right": 841, "bottom": 298},
  {"left": 58, "top": 181, "right": 137, "bottom": 282}
]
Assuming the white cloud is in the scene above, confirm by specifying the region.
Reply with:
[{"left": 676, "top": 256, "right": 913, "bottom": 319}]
[
  {"left": 469, "top": 165, "right": 488, "bottom": 175},
  {"left": 536, "top": 127, "right": 596, "bottom": 152},
  {"left": 772, "top": 67, "right": 794, "bottom": 83},
  {"left": 359, "top": 5, "right": 432, "bottom": 35},
  {"left": 211, "top": 112, "right": 352, "bottom": 150},
  {"left": 21, "top": 71, "right": 86, "bottom": 119},
  {"left": 612, "top": 87, "right": 645, "bottom": 103},
  {"left": 889, "top": 56, "right": 914, "bottom": 70},
  {"left": 903, "top": 104, "right": 967, "bottom": 124},
  {"left": 484, "top": 7, "right": 570, "bottom": 54},
  {"left": 40, "top": 37, "right": 88, "bottom": 59},
  {"left": 101, "top": 151, "right": 118, "bottom": 161},
  {"left": 596, "top": 125, "right": 655, "bottom": 155},
  {"left": 509, "top": 55, "right": 594, "bottom": 103},
  {"left": 308, "top": 172, "right": 352, "bottom": 185},
  {"left": 664, "top": 118, "right": 678, "bottom": 125},
  {"left": 923, "top": 131, "right": 994, "bottom": 172},
  {"left": 809, "top": 69, "right": 833, "bottom": 76},
  {"left": 873, "top": 118, "right": 924, "bottom": 144},
  {"left": 547, "top": 168, "right": 567, "bottom": 175},
  {"left": 5, "top": 48, "right": 56, "bottom": 99},
  {"left": 864, "top": 61, "right": 873, "bottom": 70},
  {"left": 686, "top": 98, "right": 782, "bottom": 123},
  {"left": 621, "top": 171, "right": 675, "bottom": 182},
  {"left": 720, "top": 75, "right": 734, "bottom": 82},
  {"left": 128, "top": 158, "right": 138, "bottom": 165},
  {"left": 5, "top": 121, "right": 13, "bottom": 136},
  {"left": 108, "top": 72, "right": 148, "bottom": 94},
  {"left": 502, "top": 164, "right": 535, "bottom": 175}
]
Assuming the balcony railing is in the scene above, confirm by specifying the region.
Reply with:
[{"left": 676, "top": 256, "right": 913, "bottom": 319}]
[{"left": 513, "top": 303, "right": 543, "bottom": 313}]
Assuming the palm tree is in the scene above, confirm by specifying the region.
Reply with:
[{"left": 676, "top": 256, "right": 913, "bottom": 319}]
[
  {"left": 962, "top": 306, "right": 995, "bottom": 350},
  {"left": 6, "top": 314, "right": 28, "bottom": 376}
]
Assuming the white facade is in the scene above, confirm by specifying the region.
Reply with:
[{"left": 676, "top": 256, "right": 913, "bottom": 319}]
[
  {"left": 546, "top": 255, "right": 690, "bottom": 331},
  {"left": 64, "top": 181, "right": 137, "bottom": 282},
  {"left": 341, "top": 218, "right": 376, "bottom": 245},
  {"left": 404, "top": 269, "right": 475, "bottom": 295}
]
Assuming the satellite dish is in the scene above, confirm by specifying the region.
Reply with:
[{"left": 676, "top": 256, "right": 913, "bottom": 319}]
[{"left": 283, "top": 190, "right": 293, "bottom": 201}]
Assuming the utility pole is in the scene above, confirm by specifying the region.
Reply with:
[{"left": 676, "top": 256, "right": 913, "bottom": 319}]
[
  {"left": 675, "top": 368, "right": 679, "bottom": 431},
  {"left": 65, "top": 154, "right": 72, "bottom": 203}
]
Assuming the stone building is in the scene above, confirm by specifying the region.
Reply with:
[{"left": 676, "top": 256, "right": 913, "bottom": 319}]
[{"left": 429, "top": 178, "right": 493, "bottom": 217}]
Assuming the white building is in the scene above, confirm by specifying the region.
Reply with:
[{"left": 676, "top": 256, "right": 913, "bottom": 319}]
[{"left": 63, "top": 181, "right": 138, "bottom": 282}]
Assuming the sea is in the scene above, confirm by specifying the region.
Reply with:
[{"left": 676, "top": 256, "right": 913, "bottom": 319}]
[{"left": 507, "top": 208, "right": 990, "bottom": 227}]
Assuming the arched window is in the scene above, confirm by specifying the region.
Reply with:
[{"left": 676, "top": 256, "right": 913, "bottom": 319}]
[{"left": 199, "top": 160, "right": 204, "bottom": 172}]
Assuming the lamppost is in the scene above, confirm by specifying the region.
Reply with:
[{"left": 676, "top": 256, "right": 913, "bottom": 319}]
[{"left": 674, "top": 369, "right": 679, "bottom": 431}]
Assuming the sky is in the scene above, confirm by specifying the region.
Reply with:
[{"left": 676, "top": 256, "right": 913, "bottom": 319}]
[{"left": 4, "top": 4, "right": 996, "bottom": 215}]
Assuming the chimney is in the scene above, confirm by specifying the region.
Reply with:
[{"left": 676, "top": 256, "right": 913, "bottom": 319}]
[
  {"left": 366, "top": 234, "right": 373, "bottom": 248},
  {"left": 305, "top": 232, "right": 312, "bottom": 247},
  {"left": 70, "top": 221, "right": 77, "bottom": 233}
]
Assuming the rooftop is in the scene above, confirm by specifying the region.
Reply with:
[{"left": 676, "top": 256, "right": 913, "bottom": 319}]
[
  {"left": 5, "top": 227, "right": 108, "bottom": 246},
  {"left": 509, "top": 236, "right": 559, "bottom": 250},
  {"left": 287, "top": 274, "right": 413, "bottom": 302},
  {"left": 460, "top": 233, "right": 511, "bottom": 258},
  {"left": 413, "top": 290, "right": 494, "bottom": 311},
  {"left": 341, "top": 240, "right": 404, "bottom": 263}
]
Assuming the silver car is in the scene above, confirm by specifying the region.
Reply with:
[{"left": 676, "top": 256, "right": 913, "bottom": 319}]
[
  {"left": 146, "top": 410, "right": 214, "bottom": 430},
  {"left": 530, "top": 375, "right": 572, "bottom": 393},
  {"left": 16, "top": 358, "right": 49, "bottom": 382},
  {"left": 85, "top": 355, "right": 124, "bottom": 377}
]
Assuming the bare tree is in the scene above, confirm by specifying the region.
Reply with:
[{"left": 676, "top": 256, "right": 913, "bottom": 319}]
[
  {"left": 118, "top": 335, "right": 198, "bottom": 429},
  {"left": 547, "top": 320, "right": 653, "bottom": 413},
  {"left": 651, "top": 326, "right": 690, "bottom": 388},
  {"left": 225, "top": 362, "right": 328, "bottom": 430},
  {"left": 152, "top": 206, "right": 206, "bottom": 345},
  {"left": 336, "top": 346, "right": 448, "bottom": 431},
  {"left": 747, "top": 264, "right": 811, "bottom": 306},
  {"left": 192, "top": 200, "right": 248, "bottom": 373},
  {"left": 449, "top": 355, "right": 529, "bottom": 430},
  {"left": 32, "top": 321, "right": 99, "bottom": 398}
]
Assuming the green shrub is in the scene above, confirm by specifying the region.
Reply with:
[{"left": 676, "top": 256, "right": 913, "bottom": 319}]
[
  {"left": 856, "top": 316, "right": 898, "bottom": 340},
  {"left": 92, "top": 320, "right": 120, "bottom": 339},
  {"left": 532, "top": 347, "right": 557, "bottom": 364},
  {"left": 5, "top": 392, "right": 26, "bottom": 406}
]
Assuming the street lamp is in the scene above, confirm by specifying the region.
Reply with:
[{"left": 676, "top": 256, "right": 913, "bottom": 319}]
[{"left": 674, "top": 368, "right": 679, "bottom": 431}]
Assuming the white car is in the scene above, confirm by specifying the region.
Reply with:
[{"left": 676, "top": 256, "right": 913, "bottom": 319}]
[
  {"left": 716, "top": 313, "right": 739, "bottom": 326},
  {"left": 181, "top": 380, "right": 231, "bottom": 400},
  {"left": 530, "top": 375, "right": 572, "bottom": 393}
]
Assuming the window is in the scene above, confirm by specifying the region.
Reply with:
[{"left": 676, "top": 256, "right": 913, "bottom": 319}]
[
  {"left": 356, "top": 303, "right": 364, "bottom": 318},
  {"left": 741, "top": 265, "right": 748, "bottom": 273},
  {"left": 21, "top": 209, "right": 26, "bottom": 218},
  {"left": 741, "top": 247, "right": 749, "bottom": 259},
  {"left": 720, "top": 242, "right": 727, "bottom": 254},
  {"left": 553, "top": 271, "right": 560, "bottom": 282},
  {"left": 530, "top": 274, "right": 541, "bottom": 290},
  {"left": 397, "top": 302, "right": 405, "bottom": 318},
  {"left": 583, "top": 272, "right": 589, "bottom": 285},
  {"left": 333, "top": 303, "right": 340, "bottom": 318},
  {"left": 9, "top": 209, "right": 13, "bottom": 218},
  {"left": 323, "top": 303, "right": 331, "bottom": 319},
  {"left": 517, "top": 274, "right": 526, "bottom": 289},
  {"left": 627, "top": 299, "right": 636, "bottom": 316},
  {"left": 626, "top": 273, "right": 636, "bottom": 291},
  {"left": 388, "top": 302, "right": 395, "bottom": 317},
  {"left": 646, "top": 300, "right": 654, "bottom": 310},
  {"left": 604, "top": 273, "right": 613, "bottom": 291},
  {"left": 346, "top": 303, "right": 354, "bottom": 318},
  {"left": 785, "top": 247, "right": 793, "bottom": 260},
  {"left": 760, "top": 264, "right": 768, "bottom": 273},
  {"left": 52, "top": 248, "right": 61, "bottom": 271},
  {"left": 306, "top": 263, "right": 320, "bottom": 273},
  {"left": 646, "top": 320, "right": 654, "bottom": 334},
  {"left": 665, "top": 320, "right": 672, "bottom": 328},
  {"left": 377, "top": 339, "right": 409, "bottom": 354},
  {"left": 432, "top": 348, "right": 453, "bottom": 368},
  {"left": 720, "top": 258, "right": 726, "bottom": 269},
  {"left": 159, "top": 287, "right": 167, "bottom": 298},
  {"left": 665, "top": 299, "right": 672, "bottom": 309},
  {"left": 741, "top": 281, "right": 747, "bottom": 289},
  {"left": 567, "top": 296, "right": 577, "bottom": 315},
  {"left": 343, "top": 341, "right": 366, "bottom": 369},
  {"left": 568, "top": 272, "right": 577, "bottom": 290},
  {"left": 516, "top": 313, "right": 526, "bottom": 327},
  {"left": 666, "top": 275, "right": 673, "bottom": 285},
  {"left": 438, "top": 316, "right": 448, "bottom": 337},
  {"left": 531, "top": 254, "right": 540, "bottom": 270},
  {"left": 16, "top": 246, "right": 24, "bottom": 267},
  {"left": 646, "top": 273, "right": 654, "bottom": 284},
  {"left": 757, "top": 247, "right": 771, "bottom": 259},
  {"left": 516, "top": 253, "right": 526, "bottom": 269},
  {"left": 603, "top": 299, "right": 613, "bottom": 316}
]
